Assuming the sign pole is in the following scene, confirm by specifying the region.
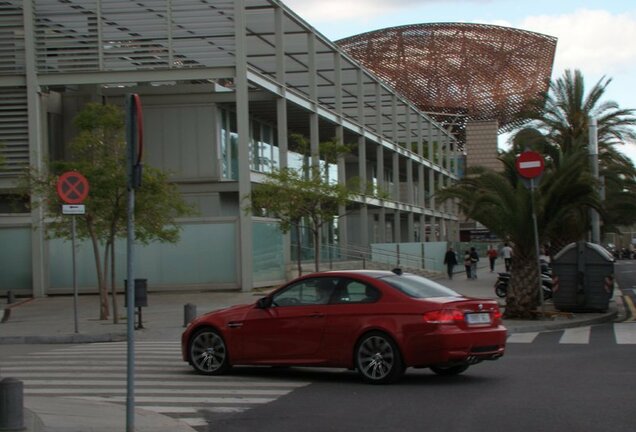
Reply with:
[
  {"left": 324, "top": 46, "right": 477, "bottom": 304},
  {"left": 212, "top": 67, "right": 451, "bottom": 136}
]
[
  {"left": 530, "top": 179, "right": 545, "bottom": 317},
  {"left": 516, "top": 151, "right": 546, "bottom": 317},
  {"left": 125, "top": 93, "right": 143, "bottom": 432},
  {"left": 72, "top": 215, "right": 79, "bottom": 333},
  {"left": 125, "top": 95, "right": 136, "bottom": 432},
  {"left": 56, "top": 171, "right": 89, "bottom": 334}
]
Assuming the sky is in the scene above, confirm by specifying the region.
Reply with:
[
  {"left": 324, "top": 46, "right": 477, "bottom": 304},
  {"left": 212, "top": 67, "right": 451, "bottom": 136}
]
[{"left": 282, "top": 0, "right": 636, "bottom": 161}]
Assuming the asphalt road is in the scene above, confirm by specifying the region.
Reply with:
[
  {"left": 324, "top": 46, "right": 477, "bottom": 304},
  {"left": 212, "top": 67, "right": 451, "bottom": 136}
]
[
  {"left": 205, "top": 321, "right": 636, "bottom": 432},
  {"left": 205, "top": 261, "right": 636, "bottom": 432}
]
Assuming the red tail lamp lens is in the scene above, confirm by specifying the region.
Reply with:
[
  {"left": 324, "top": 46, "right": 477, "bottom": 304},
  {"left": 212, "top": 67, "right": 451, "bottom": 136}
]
[
  {"left": 423, "top": 309, "right": 464, "bottom": 324},
  {"left": 492, "top": 308, "right": 502, "bottom": 323}
]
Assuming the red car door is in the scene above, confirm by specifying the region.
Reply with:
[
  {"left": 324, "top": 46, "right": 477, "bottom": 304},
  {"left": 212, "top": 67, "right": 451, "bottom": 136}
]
[
  {"left": 238, "top": 304, "right": 327, "bottom": 362},
  {"left": 236, "top": 277, "right": 337, "bottom": 363}
]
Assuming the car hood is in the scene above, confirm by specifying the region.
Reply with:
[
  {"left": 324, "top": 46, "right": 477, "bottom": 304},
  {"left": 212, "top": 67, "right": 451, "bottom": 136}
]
[{"left": 202, "top": 302, "right": 254, "bottom": 319}]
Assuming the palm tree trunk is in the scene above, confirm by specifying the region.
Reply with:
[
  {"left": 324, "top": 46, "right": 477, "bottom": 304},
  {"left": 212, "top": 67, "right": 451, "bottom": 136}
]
[{"left": 504, "top": 253, "right": 541, "bottom": 319}]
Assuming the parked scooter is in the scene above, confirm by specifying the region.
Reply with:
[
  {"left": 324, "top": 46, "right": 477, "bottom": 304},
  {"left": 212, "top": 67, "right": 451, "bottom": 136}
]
[{"left": 494, "top": 261, "right": 553, "bottom": 299}]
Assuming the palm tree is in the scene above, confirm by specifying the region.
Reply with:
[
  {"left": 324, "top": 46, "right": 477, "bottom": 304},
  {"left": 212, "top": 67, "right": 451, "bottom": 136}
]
[
  {"left": 522, "top": 69, "right": 636, "bottom": 152},
  {"left": 519, "top": 69, "right": 636, "bottom": 236},
  {"left": 440, "top": 147, "right": 601, "bottom": 318}
]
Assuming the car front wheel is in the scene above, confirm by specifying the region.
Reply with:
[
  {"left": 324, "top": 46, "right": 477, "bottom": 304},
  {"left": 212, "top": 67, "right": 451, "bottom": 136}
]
[
  {"left": 355, "top": 331, "right": 404, "bottom": 384},
  {"left": 189, "top": 328, "right": 231, "bottom": 375}
]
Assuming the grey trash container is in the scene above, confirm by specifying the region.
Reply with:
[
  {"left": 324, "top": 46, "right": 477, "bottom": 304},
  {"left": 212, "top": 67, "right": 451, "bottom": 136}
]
[{"left": 551, "top": 241, "right": 614, "bottom": 312}]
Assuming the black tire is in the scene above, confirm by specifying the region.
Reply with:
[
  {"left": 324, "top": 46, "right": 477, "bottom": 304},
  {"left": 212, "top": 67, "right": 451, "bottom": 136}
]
[
  {"left": 188, "top": 327, "right": 231, "bottom": 375},
  {"left": 430, "top": 364, "right": 469, "bottom": 376},
  {"left": 355, "top": 331, "right": 404, "bottom": 384},
  {"left": 495, "top": 283, "right": 507, "bottom": 298}
]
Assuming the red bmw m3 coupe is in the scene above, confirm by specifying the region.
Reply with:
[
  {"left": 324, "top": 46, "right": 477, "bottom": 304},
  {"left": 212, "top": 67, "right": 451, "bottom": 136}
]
[{"left": 182, "top": 269, "right": 506, "bottom": 384}]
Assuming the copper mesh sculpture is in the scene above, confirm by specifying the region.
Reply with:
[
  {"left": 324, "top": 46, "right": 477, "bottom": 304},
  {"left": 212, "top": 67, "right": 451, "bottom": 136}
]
[{"left": 337, "top": 23, "right": 557, "bottom": 141}]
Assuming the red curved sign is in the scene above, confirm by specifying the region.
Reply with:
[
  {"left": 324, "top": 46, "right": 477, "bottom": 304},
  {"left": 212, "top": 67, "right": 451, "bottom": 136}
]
[
  {"left": 57, "top": 171, "right": 90, "bottom": 204},
  {"left": 515, "top": 151, "right": 545, "bottom": 179}
]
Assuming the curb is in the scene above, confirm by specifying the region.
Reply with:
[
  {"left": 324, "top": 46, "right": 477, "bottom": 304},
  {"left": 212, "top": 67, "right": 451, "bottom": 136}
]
[
  {"left": 0, "top": 332, "right": 127, "bottom": 345},
  {"left": 503, "top": 308, "right": 618, "bottom": 334}
]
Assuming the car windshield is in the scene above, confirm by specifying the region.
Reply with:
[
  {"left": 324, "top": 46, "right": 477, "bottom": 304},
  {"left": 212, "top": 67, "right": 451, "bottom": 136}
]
[{"left": 381, "top": 274, "right": 461, "bottom": 298}]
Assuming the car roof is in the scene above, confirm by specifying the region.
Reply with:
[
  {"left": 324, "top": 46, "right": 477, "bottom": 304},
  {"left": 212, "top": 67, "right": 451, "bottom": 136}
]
[{"left": 309, "top": 269, "right": 400, "bottom": 279}]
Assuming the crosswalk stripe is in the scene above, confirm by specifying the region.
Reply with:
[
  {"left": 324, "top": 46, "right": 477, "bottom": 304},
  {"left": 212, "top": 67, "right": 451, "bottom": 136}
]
[
  {"left": 2, "top": 342, "right": 312, "bottom": 431},
  {"left": 18, "top": 379, "right": 303, "bottom": 389},
  {"left": 144, "top": 406, "right": 246, "bottom": 414},
  {"left": 507, "top": 332, "right": 539, "bottom": 343},
  {"left": 24, "top": 387, "right": 292, "bottom": 396},
  {"left": 73, "top": 395, "right": 276, "bottom": 404},
  {"left": 559, "top": 326, "right": 591, "bottom": 344},
  {"left": 180, "top": 418, "right": 210, "bottom": 427},
  {"left": 614, "top": 322, "right": 636, "bottom": 344},
  {"left": 504, "top": 323, "right": 636, "bottom": 345}
]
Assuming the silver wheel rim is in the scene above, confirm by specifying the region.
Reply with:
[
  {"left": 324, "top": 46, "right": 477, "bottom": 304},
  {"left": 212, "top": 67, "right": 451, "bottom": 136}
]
[
  {"left": 190, "top": 331, "right": 227, "bottom": 373},
  {"left": 357, "top": 335, "right": 395, "bottom": 380}
]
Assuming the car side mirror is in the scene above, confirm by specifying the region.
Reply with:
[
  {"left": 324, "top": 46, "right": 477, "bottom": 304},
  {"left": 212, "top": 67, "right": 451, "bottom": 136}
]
[{"left": 256, "top": 296, "right": 273, "bottom": 309}]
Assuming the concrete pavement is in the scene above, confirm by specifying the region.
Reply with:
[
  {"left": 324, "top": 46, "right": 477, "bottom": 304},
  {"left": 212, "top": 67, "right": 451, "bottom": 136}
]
[{"left": 0, "top": 260, "right": 623, "bottom": 431}]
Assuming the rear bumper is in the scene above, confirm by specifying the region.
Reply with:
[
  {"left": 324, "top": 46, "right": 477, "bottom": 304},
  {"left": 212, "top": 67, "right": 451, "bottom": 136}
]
[{"left": 404, "top": 325, "right": 507, "bottom": 367}]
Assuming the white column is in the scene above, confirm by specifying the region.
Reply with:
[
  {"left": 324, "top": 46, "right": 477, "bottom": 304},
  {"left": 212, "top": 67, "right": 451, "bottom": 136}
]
[
  {"left": 24, "top": 0, "right": 47, "bottom": 297},
  {"left": 235, "top": 0, "right": 253, "bottom": 291}
]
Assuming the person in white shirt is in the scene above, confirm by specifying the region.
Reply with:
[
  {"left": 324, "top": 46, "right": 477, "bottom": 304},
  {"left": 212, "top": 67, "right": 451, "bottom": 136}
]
[{"left": 502, "top": 243, "right": 513, "bottom": 272}]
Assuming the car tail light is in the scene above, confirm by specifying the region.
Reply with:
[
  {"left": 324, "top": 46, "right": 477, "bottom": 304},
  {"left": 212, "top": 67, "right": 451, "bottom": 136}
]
[
  {"left": 492, "top": 308, "right": 502, "bottom": 324},
  {"left": 423, "top": 309, "right": 465, "bottom": 324}
]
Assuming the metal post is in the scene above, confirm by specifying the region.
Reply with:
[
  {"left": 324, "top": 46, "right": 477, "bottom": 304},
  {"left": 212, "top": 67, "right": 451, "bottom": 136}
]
[
  {"left": 589, "top": 117, "right": 600, "bottom": 243},
  {"left": 184, "top": 303, "right": 196, "bottom": 327},
  {"left": 125, "top": 95, "right": 136, "bottom": 432},
  {"left": 0, "top": 378, "right": 24, "bottom": 431},
  {"left": 530, "top": 178, "right": 544, "bottom": 316},
  {"left": 72, "top": 215, "right": 79, "bottom": 333}
]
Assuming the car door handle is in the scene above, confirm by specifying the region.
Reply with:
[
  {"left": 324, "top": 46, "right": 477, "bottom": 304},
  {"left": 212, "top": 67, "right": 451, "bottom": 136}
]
[{"left": 308, "top": 313, "right": 324, "bottom": 318}]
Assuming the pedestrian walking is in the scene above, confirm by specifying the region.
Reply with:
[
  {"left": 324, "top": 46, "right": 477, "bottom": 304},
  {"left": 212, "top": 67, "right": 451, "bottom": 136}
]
[
  {"left": 469, "top": 247, "right": 479, "bottom": 279},
  {"left": 443, "top": 247, "right": 458, "bottom": 279},
  {"left": 502, "top": 242, "right": 513, "bottom": 272},
  {"left": 487, "top": 245, "right": 498, "bottom": 272},
  {"left": 463, "top": 250, "right": 472, "bottom": 279}
]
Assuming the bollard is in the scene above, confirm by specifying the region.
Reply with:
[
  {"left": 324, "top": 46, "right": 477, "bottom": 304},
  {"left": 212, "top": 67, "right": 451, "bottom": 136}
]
[
  {"left": 0, "top": 377, "right": 24, "bottom": 431},
  {"left": 184, "top": 303, "right": 196, "bottom": 327},
  {"left": 6, "top": 291, "right": 14, "bottom": 305}
]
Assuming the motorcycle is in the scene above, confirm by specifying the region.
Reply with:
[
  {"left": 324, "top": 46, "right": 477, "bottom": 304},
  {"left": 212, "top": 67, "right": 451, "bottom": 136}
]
[{"left": 494, "top": 263, "right": 553, "bottom": 300}]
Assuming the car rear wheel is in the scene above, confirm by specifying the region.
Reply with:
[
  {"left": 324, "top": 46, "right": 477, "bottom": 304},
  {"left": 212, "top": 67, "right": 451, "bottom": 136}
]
[
  {"left": 355, "top": 331, "right": 404, "bottom": 384},
  {"left": 189, "top": 328, "right": 230, "bottom": 375},
  {"left": 430, "top": 364, "right": 469, "bottom": 376}
]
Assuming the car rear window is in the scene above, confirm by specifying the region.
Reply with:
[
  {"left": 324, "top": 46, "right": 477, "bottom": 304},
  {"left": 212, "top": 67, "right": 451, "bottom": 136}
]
[{"left": 381, "top": 274, "right": 460, "bottom": 298}]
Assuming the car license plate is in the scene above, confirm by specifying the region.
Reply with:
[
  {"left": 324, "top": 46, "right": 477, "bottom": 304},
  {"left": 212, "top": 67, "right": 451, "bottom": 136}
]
[{"left": 466, "top": 312, "right": 491, "bottom": 325}]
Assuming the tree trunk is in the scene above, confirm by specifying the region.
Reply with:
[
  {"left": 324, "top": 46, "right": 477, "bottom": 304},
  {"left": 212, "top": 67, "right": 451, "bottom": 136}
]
[
  {"left": 86, "top": 218, "right": 109, "bottom": 320},
  {"left": 313, "top": 227, "right": 320, "bottom": 272},
  {"left": 504, "top": 253, "right": 541, "bottom": 319},
  {"left": 110, "top": 238, "right": 118, "bottom": 324},
  {"left": 295, "top": 222, "right": 302, "bottom": 277}
]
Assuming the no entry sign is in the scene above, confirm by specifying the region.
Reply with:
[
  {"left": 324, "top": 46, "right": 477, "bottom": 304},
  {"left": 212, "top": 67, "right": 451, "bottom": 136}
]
[
  {"left": 515, "top": 151, "right": 545, "bottom": 179},
  {"left": 57, "top": 171, "right": 90, "bottom": 204}
]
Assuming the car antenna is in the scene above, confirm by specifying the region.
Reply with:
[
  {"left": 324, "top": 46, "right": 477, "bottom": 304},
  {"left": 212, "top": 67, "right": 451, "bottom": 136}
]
[{"left": 392, "top": 267, "right": 403, "bottom": 275}]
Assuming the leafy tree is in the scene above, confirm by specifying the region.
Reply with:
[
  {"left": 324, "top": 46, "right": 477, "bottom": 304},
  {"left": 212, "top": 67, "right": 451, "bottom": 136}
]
[
  {"left": 249, "top": 135, "right": 355, "bottom": 274},
  {"left": 21, "top": 103, "right": 195, "bottom": 321}
]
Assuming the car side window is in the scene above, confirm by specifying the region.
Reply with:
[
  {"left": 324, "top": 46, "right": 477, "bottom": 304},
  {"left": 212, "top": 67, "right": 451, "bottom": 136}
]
[
  {"left": 333, "top": 279, "right": 380, "bottom": 304},
  {"left": 272, "top": 277, "right": 337, "bottom": 306}
]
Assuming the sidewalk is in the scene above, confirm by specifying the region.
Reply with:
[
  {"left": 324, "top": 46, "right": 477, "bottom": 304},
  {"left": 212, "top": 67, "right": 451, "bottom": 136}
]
[
  {"left": 0, "top": 261, "right": 621, "bottom": 432},
  {"left": 1, "top": 262, "right": 620, "bottom": 345}
]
